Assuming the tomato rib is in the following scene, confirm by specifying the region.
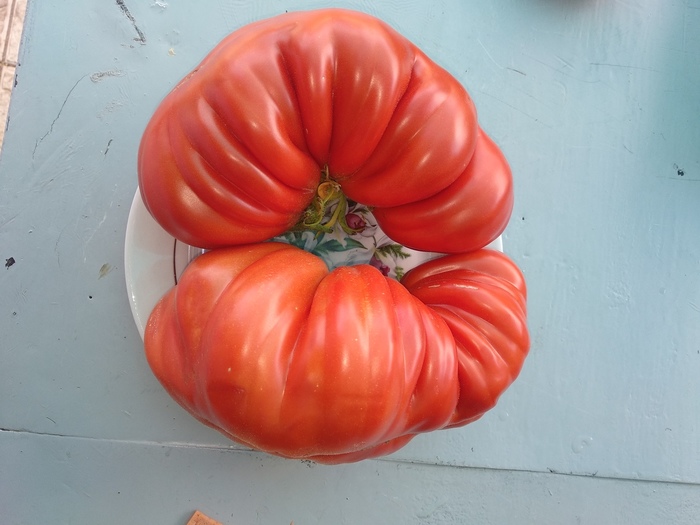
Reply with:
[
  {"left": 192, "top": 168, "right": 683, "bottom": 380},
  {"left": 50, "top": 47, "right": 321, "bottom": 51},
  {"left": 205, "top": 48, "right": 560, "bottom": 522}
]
[
  {"left": 171, "top": 102, "right": 289, "bottom": 226},
  {"left": 196, "top": 92, "right": 315, "bottom": 216}
]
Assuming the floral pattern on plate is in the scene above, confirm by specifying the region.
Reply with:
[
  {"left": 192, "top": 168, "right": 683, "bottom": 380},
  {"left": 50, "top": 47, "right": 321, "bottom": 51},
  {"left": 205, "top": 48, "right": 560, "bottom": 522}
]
[{"left": 272, "top": 198, "right": 439, "bottom": 281}]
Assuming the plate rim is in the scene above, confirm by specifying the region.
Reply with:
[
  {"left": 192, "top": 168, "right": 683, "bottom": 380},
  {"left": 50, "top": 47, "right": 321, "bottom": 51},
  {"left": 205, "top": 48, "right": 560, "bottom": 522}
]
[{"left": 125, "top": 188, "right": 503, "bottom": 341}]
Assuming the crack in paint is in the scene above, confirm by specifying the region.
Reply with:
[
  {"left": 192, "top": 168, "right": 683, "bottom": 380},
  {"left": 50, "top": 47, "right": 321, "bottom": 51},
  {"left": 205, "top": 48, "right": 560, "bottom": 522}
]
[
  {"left": 104, "top": 138, "right": 113, "bottom": 156},
  {"left": 32, "top": 75, "right": 87, "bottom": 159},
  {"left": 116, "top": 0, "right": 147, "bottom": 44}
]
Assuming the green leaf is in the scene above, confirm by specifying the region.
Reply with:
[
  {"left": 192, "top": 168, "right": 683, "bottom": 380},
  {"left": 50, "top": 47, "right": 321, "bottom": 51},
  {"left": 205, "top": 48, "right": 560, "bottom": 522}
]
[
  {"left": 279, "top": 232, "right": 307, "bottom": 250},
  {"left": 376, "top": 243, "right": 411, "bottom": 260},
  {"left": 312, "top": 237, "right": 365, "bottom": 256},
  {"left": 311, "top": 239, "right": 347, "bottom": 256},
  {"left": 342, "top": 238, "right": 365, "bottom": 250}
]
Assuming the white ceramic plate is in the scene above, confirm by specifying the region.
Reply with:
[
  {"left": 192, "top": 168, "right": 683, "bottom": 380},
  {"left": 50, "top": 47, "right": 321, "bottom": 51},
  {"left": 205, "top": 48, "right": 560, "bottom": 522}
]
[
  {"left": 124, "top": 189, "right": 502, "bottom": 340},
  {"left": 124, "top": 190, "right": 203, "bottom": 340}
]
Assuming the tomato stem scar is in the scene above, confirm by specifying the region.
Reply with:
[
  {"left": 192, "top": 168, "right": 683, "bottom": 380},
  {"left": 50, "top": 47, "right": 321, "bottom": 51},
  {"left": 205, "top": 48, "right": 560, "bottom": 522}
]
[{"left": 292, "top": 166, "right": 362, "bottom": 236}]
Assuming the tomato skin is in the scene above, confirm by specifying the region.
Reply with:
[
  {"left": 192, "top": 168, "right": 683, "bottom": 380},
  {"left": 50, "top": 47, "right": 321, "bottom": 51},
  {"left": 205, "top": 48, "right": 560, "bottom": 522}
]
[
  {"left": 373, "top": 129, "right": 514, "bottom": 253},
  {"left": 138, "top": 8, "right": 507, "bottom": 252},
  {"left": 144, "top": 244, "right": 528, "bottom": 463},
  {"left": 402, "top": 250, "right": 529, "bottom": 425}
]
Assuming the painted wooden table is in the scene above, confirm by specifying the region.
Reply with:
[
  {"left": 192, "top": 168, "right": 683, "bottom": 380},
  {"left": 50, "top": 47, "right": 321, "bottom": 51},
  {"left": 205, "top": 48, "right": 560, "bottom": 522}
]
[{"left": 2, "top": 1, "right": 699, "bottom": 523}]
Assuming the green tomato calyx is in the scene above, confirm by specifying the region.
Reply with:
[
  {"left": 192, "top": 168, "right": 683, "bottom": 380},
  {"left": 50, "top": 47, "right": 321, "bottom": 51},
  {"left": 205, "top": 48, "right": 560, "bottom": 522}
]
[{"left": 293, "top": 166, "right": 362, "bottom": 236}]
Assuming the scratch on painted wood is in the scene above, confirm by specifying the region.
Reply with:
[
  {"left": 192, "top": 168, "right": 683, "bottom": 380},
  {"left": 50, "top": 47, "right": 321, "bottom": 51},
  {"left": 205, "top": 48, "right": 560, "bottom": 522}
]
[
  {"left": 116, "top": 0, "right": 146, "bottom": 44},
  {"left": 32, "top": 75, "right": 87, "bottom": 158}
]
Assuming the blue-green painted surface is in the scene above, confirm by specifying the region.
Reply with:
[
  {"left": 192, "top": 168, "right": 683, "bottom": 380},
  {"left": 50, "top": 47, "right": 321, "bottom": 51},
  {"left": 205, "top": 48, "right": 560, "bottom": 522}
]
[{"left": 1, "top": 0, "right": 699, "bottom": 522}]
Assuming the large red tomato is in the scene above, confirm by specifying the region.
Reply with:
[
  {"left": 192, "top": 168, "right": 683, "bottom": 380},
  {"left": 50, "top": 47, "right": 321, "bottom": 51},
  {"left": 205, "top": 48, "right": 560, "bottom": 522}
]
[
  {"left": 138, "top": 8, "right": 529, "bottom": 463},
  {"left": 137, "top": 8, "right": 512, "bottom": 253},
  {"left": 145, "top": 244, "right": 528, "bottom": 464}
]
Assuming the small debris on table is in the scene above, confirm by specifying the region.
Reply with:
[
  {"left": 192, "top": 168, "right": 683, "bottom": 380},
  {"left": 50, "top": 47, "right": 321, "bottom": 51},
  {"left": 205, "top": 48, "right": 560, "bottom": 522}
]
[{"left": 187, "top": 510, "right": 224, "bottom": 525}]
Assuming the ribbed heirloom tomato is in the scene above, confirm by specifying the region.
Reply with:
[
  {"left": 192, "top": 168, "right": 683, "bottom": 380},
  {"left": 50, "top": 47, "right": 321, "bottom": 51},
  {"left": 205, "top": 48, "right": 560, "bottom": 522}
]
[{"left": 138, "top": 8, "right": 530, "bottom": 464}]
